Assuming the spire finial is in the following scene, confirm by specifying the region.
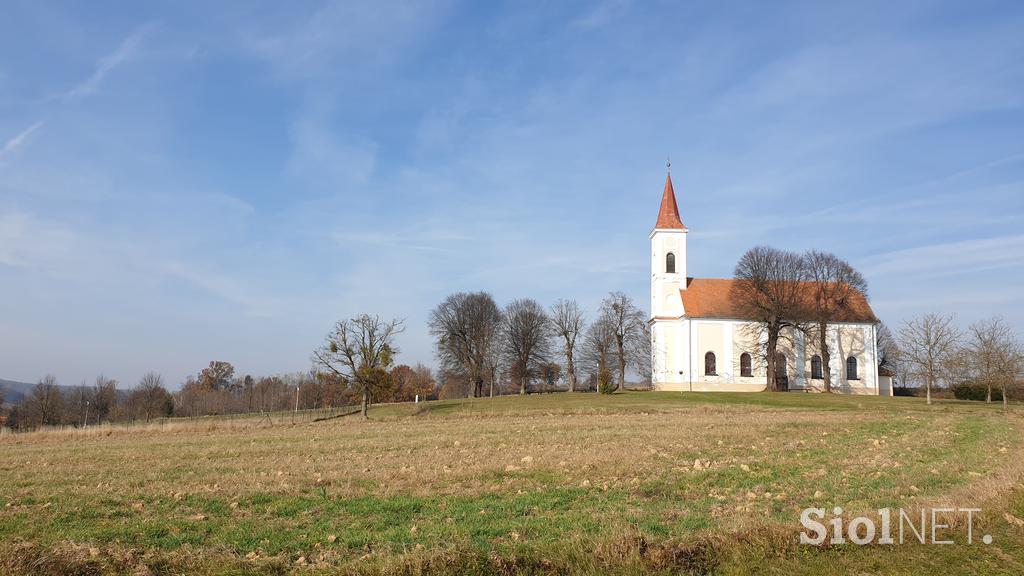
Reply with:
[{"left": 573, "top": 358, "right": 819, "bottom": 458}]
[{"left": 666, "top": 155, "right": 671, "bottom": 173}]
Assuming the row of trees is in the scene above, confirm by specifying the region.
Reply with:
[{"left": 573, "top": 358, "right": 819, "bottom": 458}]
[
  {"left": 301, "top": 292, "right": 652, "bottom": 420},
  {"left": 3, "top": 360, "right": 438, "bottom": 431},
  {"left": 892, "top": 314, "right": 1023, "bottom": 407},
  {"left": 427, "top": 291, "right": 649, "bottom": 398},
  {"left": 4, "top": 373, "right": 173, "bottom": 430}
]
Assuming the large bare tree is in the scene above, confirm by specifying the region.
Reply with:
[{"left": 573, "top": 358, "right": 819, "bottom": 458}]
[
  {"left": 92, "top": 375, "right": 118, "bottom": 424},
  {"left": 24, "top": 375, "right": 65, "bottom": 427},
  {"left": 129, "top": 373, "right": 174, "bottom": 421},
  {"left": 805, "top": 250, "right": 869, "bottom": 392},
  {"left": 581, "top": 313, "right": 618, "bottom": 391},
  {"left": 965, "top": 317, "right": 1023, "bottom": 407},
  {"left": 898, "top": 313, "right": 959, "bottom": 405},
  {"left": 600, "top": 291, "right": 646, "bottom": 391},
  {"left": 550, "top": 299, "right": 586, "bottom": 392},
  {"left": 502, "top": 298, "right": 552, "bottom": 395},
  {"left": 313, "top": 314, "right": 404, "bottom": 418},
  {"left": 429, "top": 292, "right": 503, "bottom": 398},
  {"left": 730, "top": 246, "right": 810, "bottom": 391}
]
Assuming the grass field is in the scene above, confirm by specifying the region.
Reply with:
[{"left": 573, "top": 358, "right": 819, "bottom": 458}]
[{"left": 3, "top": 392, "right": 1024, "bottom": 575}]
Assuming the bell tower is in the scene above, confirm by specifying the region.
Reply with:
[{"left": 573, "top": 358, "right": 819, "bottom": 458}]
[
  {"left": 650, "top": 164, "right": 687, "bottom": 319},
  {"left": 649, "top": 161, "right": 688, "bottom": 388}
]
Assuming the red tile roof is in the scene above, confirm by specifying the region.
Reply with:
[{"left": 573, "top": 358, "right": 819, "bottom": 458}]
[
  {"left": 677, "top": 278, "right": 877, "bottom": 323},
  {"left": 655, "top": 173, "right": 686, "bottom": 230}
]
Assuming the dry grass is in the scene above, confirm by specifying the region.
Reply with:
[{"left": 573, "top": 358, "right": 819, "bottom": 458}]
[{"left": 2, "top": 392, "right": 1023, "bottom": 575}]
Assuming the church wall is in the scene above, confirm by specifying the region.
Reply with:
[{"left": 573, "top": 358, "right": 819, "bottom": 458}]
[
  {"left": 791, "top": 323, "right": 878, "bottom": 394},
  {"left": 650, "top": 319, "right": 691, "bottom": 390},
  {"left": 653, "top": 319, "right": 879, "bottom": 395}
]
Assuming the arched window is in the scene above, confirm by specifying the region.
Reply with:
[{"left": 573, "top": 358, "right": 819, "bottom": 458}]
[
  {"left": 741, "top": 350, "right": 757, "bottom": 377},
  {"left": 666, "top": 252, "right": 676, "bottom": 274},
  {"left": 811, "top": 355, "right": 823, "bottom": 380},
  {"left": 846, "top": 356, "right": 859, "bottom": 380},
  {"left": 704, "top": 351, "right": 717, "bottom": 376}
]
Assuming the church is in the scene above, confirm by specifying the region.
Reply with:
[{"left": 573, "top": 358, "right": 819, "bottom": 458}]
[{"left": 648, "top": 171, "right": 889, "bottom": 395}]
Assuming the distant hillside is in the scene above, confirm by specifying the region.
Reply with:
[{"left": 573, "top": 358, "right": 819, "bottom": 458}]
[
  {"left": 0, "top": 378, "right": 35, "bottom": 405},
  {"left": 1, "top": 378, "right": 132, "bottom": 406}
]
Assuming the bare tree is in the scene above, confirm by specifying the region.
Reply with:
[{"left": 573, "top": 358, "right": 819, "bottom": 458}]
[
  {"left": 429, "top": 292, "right": 503, "bottom": 398},
  {"left": 313, "top": 314, "right": 405, "bottom": 418},
  {"left": 92, "top": 375, "right": 118, "bottom": 424},
  {"left": 502, "top": 298, "right": 552, "bottom": 395},
  {"left": 130, "top": 373, "right": 174, "bottom": 421},
  {"left": 600, "top": 292, "right": 646, "bottom": 391},
  {"left": 730, "top": 246, "right": 810, "bottom": 391},
  {"left": 581, "top": 313, "right": 617, "bottom": 391},
  {"left": 876, "top": 322, "right": 904, "bottom": 386},
  {"left": 805, "top": 250, "right": 869, "bottom": 392},
  {"left": 24, "top": 375, "right": 65, "bottom": 427},
  {"left": 66, "top": 382, "right": 90, "bottom": 427},
  {"left": 484, "top": 344, "right": 502, "bottom": 398},
  {"left": 629, "top": 320, "right": 653, "bottom": 387},
  {"left": 965, "top": 317, "right": 1023, "bottom": 408},
  {"left": 550, "top": 299, "right": 586, "bottom": 392},
  {"left": 242, "top": 374, "right": 255, "bottom": 413},
  {"left": 899, "top": 313, "right": 960, "bottom": 405},
  {"left": 537, "top": 362, "right": 562, "bottom": 392}
]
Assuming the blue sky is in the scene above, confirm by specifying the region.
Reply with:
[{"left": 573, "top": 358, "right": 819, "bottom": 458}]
[{"left": 2, "top": 0, "right": 1023, "bottom": 388}]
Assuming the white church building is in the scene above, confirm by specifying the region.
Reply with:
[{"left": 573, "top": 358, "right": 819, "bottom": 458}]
[{"left": 649, "top": 171, "right": 888, "bottom": 395}]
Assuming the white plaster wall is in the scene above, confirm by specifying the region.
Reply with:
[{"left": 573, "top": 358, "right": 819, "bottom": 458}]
[
  {"left": 649, "top": 228, "right": 687, "bottom": 318},
  {"left": 652, "top": 318, "right": 881, "bottom": 395}
]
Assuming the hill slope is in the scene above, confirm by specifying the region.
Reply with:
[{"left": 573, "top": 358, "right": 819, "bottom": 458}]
[{"left": 0, "top": 378, "right": 34, "bottom": 405}]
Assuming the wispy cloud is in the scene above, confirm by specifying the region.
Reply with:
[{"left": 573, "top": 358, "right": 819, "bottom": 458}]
[
  {"left": 0, "top": 121, "right": 44, "bottom": 159},
  {"left": 243, "top": 1, "right": 445, "bottom": 81},
  {"left": 0, "top": 211, "right": 76, "bottom": 269},
  {"left": 861, "top": 235, "right": 1024, "bottom": 278},
  {"left": 60, "top": 24, "right": 152, "bottom": 100},
  {"left": 570, "top": 0, "right": 632, "bottom": 30}
]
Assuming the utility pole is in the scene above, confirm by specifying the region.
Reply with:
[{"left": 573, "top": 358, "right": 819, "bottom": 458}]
[
  {"left": 84, "top": 400, "right": 90, "bottom": 430},
  {"left": 293, "top": 386, "right": 299, "bottom": 423}
]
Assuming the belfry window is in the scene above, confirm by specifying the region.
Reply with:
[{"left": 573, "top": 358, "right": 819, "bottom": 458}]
[
  {"left": 740, "top": 353, "right": 752, "bottom": 377},
  {"left": 704, "top": 351, "right": 717, "bottom": 376},
  {"left": 666, "top": 252, "right": 676, "bottom": 274}
]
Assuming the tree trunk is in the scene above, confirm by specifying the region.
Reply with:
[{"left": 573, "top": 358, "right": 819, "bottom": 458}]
[
  {"left": 926, "top": 376, "right": 932, "bottom": 405},
  {"left": 819, "top": 321, "right": 832, "bottom": 393},
  {"left": 566, "top": 344, "right": 577, "bottom": 392},
  {"left": 986, "top": 384, "right": 991, "bottom": 403},
  {"left": 519, "top": 372, "right": 527, "bottom": 395},
  {"left": 766, "top": 328, "right": 779, "bottom": 392},
  {"left": 616, "top": 342, "right": 626, "bottom": 392},
  {"left": 610, "top": 336, "right": 626, "bottom": 389},
  {"left": 1003, "top": 384, "right": 1008, "bottom": 413},
  {"left": 361, "top": 391, "right": 369, "bottom": 418}
]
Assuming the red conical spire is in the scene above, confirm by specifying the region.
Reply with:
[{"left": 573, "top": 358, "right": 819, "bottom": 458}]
[{"left": 655, "top": 170, "right": 686, "bottom": 230}]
